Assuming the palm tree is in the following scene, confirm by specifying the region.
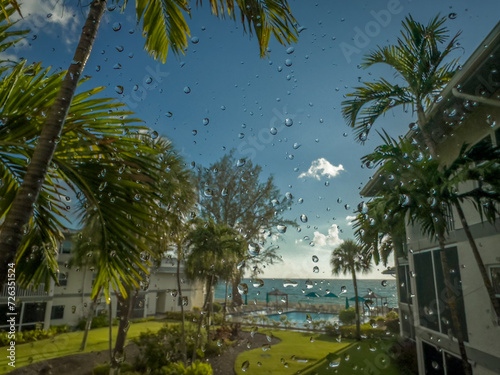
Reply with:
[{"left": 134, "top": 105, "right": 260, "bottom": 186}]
[
  {"left": 184, "top": 220, "right": 245, "bottom": 362},
  {"left": 363, "top": 133, "right": 500, "bottom": 320},
  {"left": 330, "top": 239, "right": 372, "bottom": 341},
  {"left": 341, "top": 14, "right": 461, "bottom": 158},
  {"left": 361, "top": 134, "right": 500, "bottom": 375},
  {"left": 0, "top": 0, "right": 299, "bottom": 283}
]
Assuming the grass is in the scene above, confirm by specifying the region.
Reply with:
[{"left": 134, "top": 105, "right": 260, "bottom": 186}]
[
  {"left": 303, "top": 337, "right": 400, "bottom": 375},
  {"left": 0, "top": 321, "right": 165, "bottom": 374},
  {"left": 234, "top": 329, "right": 352, "bottom": 375}
]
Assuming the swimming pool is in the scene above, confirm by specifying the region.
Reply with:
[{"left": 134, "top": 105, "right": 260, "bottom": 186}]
[{"left": 266, "top": 311, "right": 339, "bottom": 327}]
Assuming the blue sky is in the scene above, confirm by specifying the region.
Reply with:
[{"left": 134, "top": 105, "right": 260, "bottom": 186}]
[{"left": 10, "top": 0, "right": 500, "bottom": 279}]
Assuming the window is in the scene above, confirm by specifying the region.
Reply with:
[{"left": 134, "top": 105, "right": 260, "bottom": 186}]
[
  {"left": 490, "top": 265, "right": 500, "bottom": 305},
  {"left": 397, "top": 263, "right": 413, "bottom": 305},
  {"left": 422, "top": 341, "right": 465, "bottom": 375},
  {"left": 51, "top": 305, "right": 65, "bottom": 320},
  {"left": 22, "top": 303, "right": 46, "bottom": 324},
  {"left": 60, "top": 240, "right": 72, "bottom": 254},
  {"left": 414, "top": 247, "right": 468, "bottom": 341},
  {"left": 57, "top": 272, "right": 68, "bottom": 287}
]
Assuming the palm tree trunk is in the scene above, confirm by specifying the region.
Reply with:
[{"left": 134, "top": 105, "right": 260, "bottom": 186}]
[
  {"left": 232, "top": 271, "right": 243, "bottom": 306},
  {"left": 109, "top": 299, "right": 113, "bottom": 362},
  {"left": 454, "top": 202, "right": 500, "bottom": 319},
  {"left": 416, "top": 103, "right": 438, "bottom": 160},
  {"left": 437, "top": 235, "right": 472, "bottom": 375},
  {"left": 192, "top": 278, "right": 213, "bottom": 363},
  {"left": 352, "top": 269, "right": 361, "bottom": 341},
  {"left": 111, "top": 288, "right": 137, "bottom": 374},
  {"left": 0, "top": 0, "right": 107, "bottom": 283},
  {"left": 175, "top": 243, "right": 187, "bottom": 364},
  {"left": 79, "top": 288, "right": 101, "bottom": 351},
  {"left": 206, "top": 274, "right": 215, "bottom": 343},
  {"left": 222, "top": 281, "right": 229, "bottom": 323}
]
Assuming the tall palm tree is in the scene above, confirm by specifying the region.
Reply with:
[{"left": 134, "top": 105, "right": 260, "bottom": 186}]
[
  {"left": 184, "top": 220, "right": 245, "bottom": 362},
  {"left": 330, "top": 239, "right": 372, "bottom": 341},
  {"left": 341, "top": 14, "right": 461, "bottom": 157},
  {"left": 361, "top": 134, "right": 500, "bottom": 375},
  {"left": 0, "top": 0, "right": 299, "bottom": 283}
]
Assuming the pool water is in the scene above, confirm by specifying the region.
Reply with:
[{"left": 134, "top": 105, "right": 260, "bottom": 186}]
[{"left": 267, "top": 311, "right": 339, "bottom": 327}]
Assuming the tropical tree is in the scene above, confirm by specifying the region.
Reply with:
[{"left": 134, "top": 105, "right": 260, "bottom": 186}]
[
  {"left": 360, "top": 134, "right": 500, "bottom": 375},
  {"left": 330, "top": 239, "right": 372, "bottom": 340},
  {"left": 0, "top": 0, "right": 299, "bottom": 283},
  {"left": 196, "top": 151, "right": 295, "bottom": 305},
  {"left": 341, "top": 14, "right": 461, "bottom": 157},
  {"left": 184, "top": 220, "right": 245, "bottom": 362}
]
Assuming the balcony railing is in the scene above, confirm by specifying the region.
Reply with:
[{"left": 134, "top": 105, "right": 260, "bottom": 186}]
[{"left": 1, "top": 283, "right": 47, "bottom": 298}]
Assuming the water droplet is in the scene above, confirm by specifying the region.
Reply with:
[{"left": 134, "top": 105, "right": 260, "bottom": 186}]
[
  {"left": 313, "top": 266, "right": 319, "bottom": 273},
  {"left": 114, "top": 85, "right": 124, "bottom": 94},
  {"left": 283, "top": 279, "right": 298, "bottom": 287},
  {"left": 112, "top": 22, "right": 121, "bottom": 31},
  {"left": 448, "top": 12, "right": 457, "bottom": 19},
  {"left": 113, "top": 63, "right": 122, "bottom": 69},
  {"left": 312, "top": 255, "right": 319, "bottom": 263},
  {"left": 236, "top": 159, "right": 246, "bottom": 167},
  {"left": 298, "top": 198, "right": 304, "bottom": 204},
  {"left": 241, "top": 360, "right": 250, "bottom": 372},
  {"left": 286, "top": 46, "right": 295, "bottom": 54},
  {"left": 248, "top": 243, "right": 260, "bottom": 256},
  {"left": 277, "top": 224, "right": 287, "bottom": 233},
  {"left": 252, "top": 279, "right": 264, "bottom": 288},
  {"left": 238, "top": 133, "right": 245, "bottom": 139},
  {"left": 293, "top": 142, "right": 301, "bottom": 149},
  {"left": 285, "top": 118, "right": 293, "bottom": 127},
  {"left": 381, "top": 280, "right": 388, "bottom": 287},
  {"left": 184, "top": 86, "right": 191, "bottom": 94},
  {"left": 340, "top": 286, "right": 347, "bottom": 294},
  {"left": 285, "top": 58, "right": 293, "bottom": 67},
  {"left": 191, "top": 36, "right": 199, "bottom": 44},
  {"left": 300, "top": 214, "right": 308, "bottom": 223},
  {"left": 203, "top": 118, "right": 210, "bottom": 126},
  {"left": 192, "top": 130, "right": 197, "bottom": 136}
]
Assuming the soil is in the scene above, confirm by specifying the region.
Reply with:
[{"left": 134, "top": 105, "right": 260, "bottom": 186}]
[{"left": 9, "top": 331, "right": 280, "bottom": 375}]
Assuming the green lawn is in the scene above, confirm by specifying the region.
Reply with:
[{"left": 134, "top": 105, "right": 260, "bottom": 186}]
[
  {"left": 303, "top": 338, "right": 400, "bottom": 375},
  {"left": 0, "top": 321, "right": 165, "bottom": 374},
  {"left": 234, "top": 330, "right": 352, "bottom": 375}
]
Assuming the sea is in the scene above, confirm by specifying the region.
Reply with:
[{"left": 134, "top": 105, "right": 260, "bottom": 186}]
[{"left": 214, "top": 278, "right": 398, "bottom": 308}]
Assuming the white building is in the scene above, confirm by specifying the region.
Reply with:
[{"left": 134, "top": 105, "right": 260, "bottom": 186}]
[
  {"left": 0, "top": 231, "right": 205, "bottom": 331},
  {"left": 361, "top": 21, "right": 500, "bottom": 375}
]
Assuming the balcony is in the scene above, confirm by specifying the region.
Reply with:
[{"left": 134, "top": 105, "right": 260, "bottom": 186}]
[{"left": 0, "top": 283, "right": 48, "bottom": 298}]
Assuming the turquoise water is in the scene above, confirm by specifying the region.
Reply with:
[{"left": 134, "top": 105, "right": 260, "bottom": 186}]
[
  {"left": 215, "top": 278, "right": 398, "bottom": 308},
  {"left": 267, "top": 311, "right": 339, "bottom": 327}
]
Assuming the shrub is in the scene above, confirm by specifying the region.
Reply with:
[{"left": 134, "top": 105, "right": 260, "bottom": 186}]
[
  {"left": 386, "top": 311, "right": 399, "bottom": 320},
  {"left": 389, "top": 338, "right": 418, "bottom": 375},
  {"left": 385, "top": 318, "right": 400, "bottom": 334},
  {"left": 133, "top": 323, "right": 206, "bottom": 372},
  {"left": 337, "top": 324, "right": 386, "bottom": 339},
  {"left": 212, "top": 302, "right": 222, "bottom": 313},
  {"left": 338, "top": 308, "right": 356, "bottom": 325},
  {"left": 162, "top": 360, "right": 213, "bottom": 375},
  {"left": 76, "top": 314, "right": 118, "bottom": 331},
  {"left": 165, "top": 311, "right": 200, "bottom": 323}
]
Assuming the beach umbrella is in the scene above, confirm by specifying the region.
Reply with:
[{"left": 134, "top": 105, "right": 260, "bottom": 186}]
[
  {"left": 305, "top": 292, "right": 320, "bottom": 298},
  {"left": 345, "top": 297, "right": 349, "bottom": 309},
  {"left": 323, "top": 292, "right": 339, "bottom": 298}
]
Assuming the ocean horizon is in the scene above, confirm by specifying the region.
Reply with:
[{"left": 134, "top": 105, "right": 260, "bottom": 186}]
[{"left": 215, "top": 278, "right": 398, "bottom": 308}]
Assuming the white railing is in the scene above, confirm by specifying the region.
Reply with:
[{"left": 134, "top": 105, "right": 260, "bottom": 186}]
[{"left": 1, "top": 283, "right": 47, "bottom": 298}]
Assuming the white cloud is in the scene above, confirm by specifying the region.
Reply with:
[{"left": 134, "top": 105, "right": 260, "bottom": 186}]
[
  {"left": 298, "top": 158, "right": 344, "bottom": 180},
  {"left": 13, "top": 1, "right": 81, "bottom": 47},
  {"left": 312, "top": 224, "right": 344, "bottom": 250},
  {"left": 345, "top": 215, "right": 357, "bottom": 226}
]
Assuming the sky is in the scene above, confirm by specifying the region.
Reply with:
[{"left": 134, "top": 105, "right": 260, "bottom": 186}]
[{"left": 9, "top": 0, "right": 500, "bottom": 279}]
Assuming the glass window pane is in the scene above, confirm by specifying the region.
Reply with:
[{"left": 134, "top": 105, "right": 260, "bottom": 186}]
[{"left": 414, "top": 252, "right": 440, "bottom": 332}]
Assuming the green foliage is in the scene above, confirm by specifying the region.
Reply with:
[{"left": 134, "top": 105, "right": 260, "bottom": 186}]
[
  {"left": 338, "top": 308, "right": 356, "bottom": 325},
  {"left": 165, "top": 311, "right": 200, "bottom": 322},
  {"left": 212, "top": 302, "right": 222, "bottom": 313},
  {"left": 385, "top": 318, "right": 401, "bottom": 334},
  {"left": 338, "top": 324, "right": 388, "bottom": 339},
  {"left": 389, "top": 339, "right": 418, "bottom": 375},
  {"left": 386, "top": 311, "right": 399, "bottom": 320},
  {"left": 76, "top": 314, "right": 118, "bottom": 330},
  {"left": 133, "top": 323, "right": 206, "bottom": 372},
  {"left": 0, "top": 325, "right": 68, "bottom": 346},
  {"left": 162, "top": 360, "right": 213, "bottom": 375}
]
